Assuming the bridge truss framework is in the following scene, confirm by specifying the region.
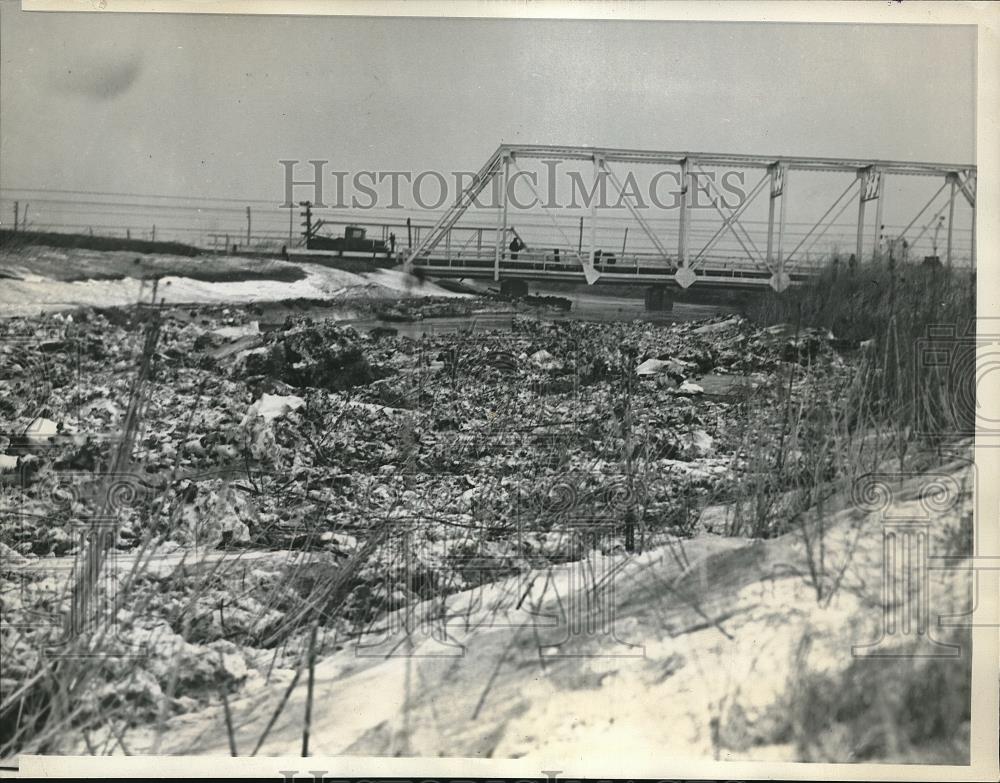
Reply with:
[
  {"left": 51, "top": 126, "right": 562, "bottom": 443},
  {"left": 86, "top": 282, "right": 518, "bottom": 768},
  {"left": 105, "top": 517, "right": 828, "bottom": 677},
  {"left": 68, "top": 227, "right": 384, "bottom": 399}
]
[{"left": 405, "top": 143, "right": 977, "bottom": 291}]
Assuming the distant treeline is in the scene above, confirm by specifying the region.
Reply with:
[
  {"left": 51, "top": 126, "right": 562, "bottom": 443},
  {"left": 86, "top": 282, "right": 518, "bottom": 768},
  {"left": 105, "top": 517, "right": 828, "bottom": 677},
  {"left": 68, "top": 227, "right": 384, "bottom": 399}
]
[{"left": 0, "top": 229, "right": 204, "bottom": 257}]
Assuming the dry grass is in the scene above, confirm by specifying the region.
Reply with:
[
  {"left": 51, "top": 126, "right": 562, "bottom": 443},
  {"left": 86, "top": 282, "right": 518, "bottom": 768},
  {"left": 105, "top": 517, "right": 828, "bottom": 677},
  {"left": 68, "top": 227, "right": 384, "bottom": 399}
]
[{"left": 786, "top": 630, "right": 972, "bottom": 763}]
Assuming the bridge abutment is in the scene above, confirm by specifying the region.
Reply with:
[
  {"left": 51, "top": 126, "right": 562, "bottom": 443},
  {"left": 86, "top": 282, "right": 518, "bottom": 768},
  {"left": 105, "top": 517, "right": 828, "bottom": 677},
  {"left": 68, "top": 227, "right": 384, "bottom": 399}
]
[
  {"left": 500, "top": 278, "right": 529, "bottom": 298},
  {"left": 644, "top": 285, "right": 674, "bottom": 311}
]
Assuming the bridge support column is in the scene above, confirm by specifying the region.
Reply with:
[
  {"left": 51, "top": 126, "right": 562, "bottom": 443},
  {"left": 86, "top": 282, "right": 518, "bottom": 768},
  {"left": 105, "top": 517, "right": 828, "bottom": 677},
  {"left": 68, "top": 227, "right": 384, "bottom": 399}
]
[
  {"left": 644, "top": 285, "right": 673, "bottom": 312},
  {"left": 500, "top": 278, "right": 528, "bottom": 299}
]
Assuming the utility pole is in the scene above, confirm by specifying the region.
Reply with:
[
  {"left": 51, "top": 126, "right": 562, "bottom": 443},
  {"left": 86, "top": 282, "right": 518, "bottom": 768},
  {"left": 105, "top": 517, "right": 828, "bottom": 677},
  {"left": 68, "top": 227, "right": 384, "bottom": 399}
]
[
  {"left": 932, "top": 215, "right": 945, "bottom": 258},
  {"left": 13, "top": 201, "right": 18, "bottom": 233},
  {"left": 946, "top": 174, "right": 957, "bottom": 268},
  {"left": 22, "top": 204, "right": 28, "bottom": 231},
  {"left": 299, "top": 201, "right": 313, "bottom": 243},
  {"left": 246, "top": 206, "right": 252, "bottom": 247}
]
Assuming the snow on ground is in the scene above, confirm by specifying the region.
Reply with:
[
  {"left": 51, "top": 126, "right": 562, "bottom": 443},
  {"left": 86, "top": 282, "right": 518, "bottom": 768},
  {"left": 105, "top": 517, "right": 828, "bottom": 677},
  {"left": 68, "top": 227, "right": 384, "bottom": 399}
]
[
  {"left": 0, "top": 258, "right": 465, "bottom": 317},
  {"left": 114, "top": 461, "right": 972, "bottom": 764}
]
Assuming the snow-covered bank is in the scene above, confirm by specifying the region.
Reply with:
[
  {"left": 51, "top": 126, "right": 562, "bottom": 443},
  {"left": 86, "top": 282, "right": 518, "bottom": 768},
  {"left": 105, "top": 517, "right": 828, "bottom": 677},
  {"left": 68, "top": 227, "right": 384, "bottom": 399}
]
[
  {"left": 115, "top": 461, "right": 973, "bottom": 763},
  {"left": 0, "top": 255, "right": 465, "bottom": 317},
  {"left": 1, "top": 306, "right": 974, "bottom": 765}
]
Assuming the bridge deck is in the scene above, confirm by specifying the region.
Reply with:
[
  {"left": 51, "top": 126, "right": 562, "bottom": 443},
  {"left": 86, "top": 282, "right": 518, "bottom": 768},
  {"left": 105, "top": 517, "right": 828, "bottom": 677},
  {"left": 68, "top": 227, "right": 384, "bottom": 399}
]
[{"left": 412, "top": 249, "right": 823, "bottom": 289}]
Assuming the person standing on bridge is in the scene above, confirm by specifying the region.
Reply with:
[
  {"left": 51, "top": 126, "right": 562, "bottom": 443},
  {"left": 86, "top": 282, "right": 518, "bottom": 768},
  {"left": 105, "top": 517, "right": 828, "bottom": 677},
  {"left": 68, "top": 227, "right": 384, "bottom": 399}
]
[{"left": 509, "top": 235, "right": 525, "bottom": 261}]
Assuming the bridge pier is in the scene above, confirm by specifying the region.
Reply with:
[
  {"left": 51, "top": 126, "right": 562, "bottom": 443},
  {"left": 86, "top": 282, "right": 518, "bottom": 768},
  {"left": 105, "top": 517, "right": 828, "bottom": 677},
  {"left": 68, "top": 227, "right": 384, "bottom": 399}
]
[
  {"left": 644, "top": 285, "right": 674, "bottom": 311},
  {"left": 500, "top": 278, "right": 529, "bottom": 298}
]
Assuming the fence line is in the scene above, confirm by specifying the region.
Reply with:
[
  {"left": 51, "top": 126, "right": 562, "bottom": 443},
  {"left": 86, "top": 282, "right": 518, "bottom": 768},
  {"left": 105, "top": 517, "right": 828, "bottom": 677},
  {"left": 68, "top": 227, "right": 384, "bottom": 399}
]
[{"left": 0, "top": 189, "right": 975, "bottom": 266}]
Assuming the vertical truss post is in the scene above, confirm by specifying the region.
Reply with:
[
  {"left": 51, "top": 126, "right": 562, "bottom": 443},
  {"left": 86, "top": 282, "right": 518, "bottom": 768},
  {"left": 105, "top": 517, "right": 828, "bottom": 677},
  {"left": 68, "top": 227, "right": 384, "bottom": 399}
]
[
  {"left": 766, "top": 164, "right": 778, "bottom": 267},
  {"left": 677, "top": 158, "right": 690, "bottom": 267},
  {"left": 856, "top": 170, "right": 867, "bottom": 263},
  {"left": 777, "top": 168, "right": 789, "bottom": 279},
  {"left": 971, "top": 191, "right": 977, "bottom": 266},
  {"left": 958, "top": 170, "right": 977, "bottom": 266},
  {"left": 675, "top": 158, "right": 697, "bottom": 288},
  {"left": 494, "top": 154, "right": 510, "bottom": 282},
  {"left": 855, "top": 166, "right": 882, "bottom": 262},
  {"left": 767, "top": 164, "right": 790, "bottom": 292},
  {"left": 946, "top": 173, "right": 957, "bottom": 268},
  {"left": 589, "top": 155, "right": 601, "bottom": 266}
]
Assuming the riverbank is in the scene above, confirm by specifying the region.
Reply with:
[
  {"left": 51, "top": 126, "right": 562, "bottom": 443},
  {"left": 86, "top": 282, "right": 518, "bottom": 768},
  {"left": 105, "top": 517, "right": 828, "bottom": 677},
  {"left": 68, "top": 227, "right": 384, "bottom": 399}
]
[
  {"left": 0, "top": 244, "right": 470, "bottom": 317},
  {"left": 0, "top": 243, "right": 745, "bottom": 322}
]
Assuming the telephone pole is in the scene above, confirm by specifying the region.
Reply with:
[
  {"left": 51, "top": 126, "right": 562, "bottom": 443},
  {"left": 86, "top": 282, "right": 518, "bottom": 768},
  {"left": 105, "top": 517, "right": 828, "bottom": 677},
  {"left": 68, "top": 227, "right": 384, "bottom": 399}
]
[
  {"left": 246, "top": 206, "right": 252, "bottom": 247},
  {"left": 299, "top": 201, "right": 313, "bottom": 243},
  {"left": 13, "top": 201, "right": 18, "bottom": 233}
]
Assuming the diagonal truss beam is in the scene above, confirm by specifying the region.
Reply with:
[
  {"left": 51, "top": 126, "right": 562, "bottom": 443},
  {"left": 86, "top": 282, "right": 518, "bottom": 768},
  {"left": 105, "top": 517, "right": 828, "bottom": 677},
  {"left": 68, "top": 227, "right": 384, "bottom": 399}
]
[
  {"left": 897, "top": 180, "right": 950, "bottom": 243},
  {"left": 601, "top": 160, "right": 673, "bottom": 266},
  {"left": 801, "top": 186, "right": 858, "bottom": 259},
  {"left": 510, "top": 158, "right": 597, "bottom": 281},
  {"left": 692, "top": 162, "right": 767, "bottom": 270},
  {"left": 692, "top": 170, "right": 769, "bottom": 266},
  {"left": 405, "top": 146, "right": 505, "bottom": 266},
  {"left": 955, "top": 170, "right": 976, "bottom": 208},
  {"left": 909, "top": 198, "right": 952, "bottom": 249},
  {"left": 786, "top": 177, "right": 859, "bottom": 262}
]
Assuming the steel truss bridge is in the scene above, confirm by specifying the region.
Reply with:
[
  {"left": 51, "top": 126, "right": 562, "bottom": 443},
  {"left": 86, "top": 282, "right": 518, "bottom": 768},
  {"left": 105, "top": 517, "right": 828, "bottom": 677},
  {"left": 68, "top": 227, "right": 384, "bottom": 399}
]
[{"left": 404, "top": 144, "right": 976, "bottom": 292}]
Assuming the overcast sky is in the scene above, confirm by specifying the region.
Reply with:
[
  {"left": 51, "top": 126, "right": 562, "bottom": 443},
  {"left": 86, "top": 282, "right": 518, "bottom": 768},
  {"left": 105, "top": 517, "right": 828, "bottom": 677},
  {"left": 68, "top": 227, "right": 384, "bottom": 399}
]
[{"left": 1, "top": 10, "right": 976, "bottom": 204}]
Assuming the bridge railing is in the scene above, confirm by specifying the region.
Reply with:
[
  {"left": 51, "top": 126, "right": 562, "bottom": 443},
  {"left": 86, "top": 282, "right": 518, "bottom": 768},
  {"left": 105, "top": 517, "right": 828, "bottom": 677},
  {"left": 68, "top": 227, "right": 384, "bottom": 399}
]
[{"left": 410, "top": 247, "right": 792, "bottom": 279}]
